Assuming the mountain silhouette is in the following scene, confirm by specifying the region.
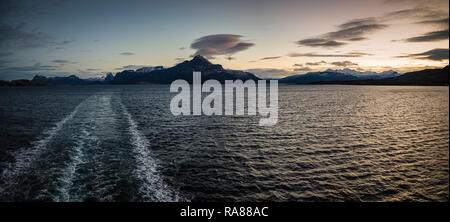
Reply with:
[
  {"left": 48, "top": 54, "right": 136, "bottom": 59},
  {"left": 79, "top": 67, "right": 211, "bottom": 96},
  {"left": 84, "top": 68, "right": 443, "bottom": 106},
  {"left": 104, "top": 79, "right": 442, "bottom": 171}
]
[
  {"left": 311, "top": 66, "right": 449, "bottom": 86},
  {"left": 32, "top": 75, "right": 87, "bottom": 85},
  {"left": 279, "top": 69, "right": 399, "bottom": 84},
  {"left": 17, "top": 59, "right": 449, "bottom": 86},
  {"left": 112, "top": 55, "right": 260, "bottom": 84}
]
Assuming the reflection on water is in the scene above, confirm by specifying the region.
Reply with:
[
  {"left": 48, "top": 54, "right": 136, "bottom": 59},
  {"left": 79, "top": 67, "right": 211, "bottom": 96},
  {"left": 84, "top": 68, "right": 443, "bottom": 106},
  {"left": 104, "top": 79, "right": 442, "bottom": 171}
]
[{"left": 0, "top": 85, "right": 448, "bottom": 201}]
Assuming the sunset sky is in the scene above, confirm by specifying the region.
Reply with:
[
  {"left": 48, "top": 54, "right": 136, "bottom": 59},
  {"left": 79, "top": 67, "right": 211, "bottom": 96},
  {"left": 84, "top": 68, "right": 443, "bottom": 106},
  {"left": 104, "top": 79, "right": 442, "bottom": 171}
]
[{"left": 0, "top": 0, "right": 449, "bottom": 80}]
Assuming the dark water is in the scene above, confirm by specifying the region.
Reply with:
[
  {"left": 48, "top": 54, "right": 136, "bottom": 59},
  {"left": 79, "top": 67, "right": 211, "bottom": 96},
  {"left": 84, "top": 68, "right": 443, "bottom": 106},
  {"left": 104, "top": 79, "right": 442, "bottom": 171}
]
[{"left": 0, "top": 85, "right": 448, "bottom": 202}]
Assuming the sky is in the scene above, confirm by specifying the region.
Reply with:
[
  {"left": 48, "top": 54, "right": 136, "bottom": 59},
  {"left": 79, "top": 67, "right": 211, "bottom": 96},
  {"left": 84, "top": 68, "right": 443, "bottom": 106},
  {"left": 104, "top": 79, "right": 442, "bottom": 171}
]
[{"left": 0, "top": 0, "right": 448, "bottom": 80}]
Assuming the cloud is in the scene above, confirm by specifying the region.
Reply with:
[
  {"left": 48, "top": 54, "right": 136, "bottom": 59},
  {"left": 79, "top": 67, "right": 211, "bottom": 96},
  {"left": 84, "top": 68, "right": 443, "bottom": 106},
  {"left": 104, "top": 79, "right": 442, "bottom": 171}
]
[
  {"left": 306, "top": 61, "right": 327, "bottom": 66},
  {"left": 296, "top": 17, "right": 387, "bottom": 48},
  {"left": 293, "top": 67, "right": 313, "bottom": 72},
  {"left": 328, "top": 18, "right": 388, "bottom": 41},
  {"left": 260, "top": 56, "right": 282, "bottom": 60},
  {"left": 331, "top": 61, "right": 358, "bottom": 67},
  {"left": 288, "top": 51, "right": 371, "bottom": 58},
  {"left": 175, "top": 58, "right": 185, "bottom": 62},
  {"left": 52, "top": 59, "right": 77, "bottom": 64},
  {"left": 120, "top": 52, "right": 135, "bottom": 56},
  {"left": 115, "top": 64, "right": 152, "bottom": 70},
  {"left": 0, "top": 22, "right": 52, "bottom": 49},
  {"left": 292, "top": 63, "right": 314, "bottom": 72},
  {"left": 395, "top": 48, "right": 449, "bottom": 61},
  {"left": 384, "top": 6, "right": 448, "bottom": 21},
  {"left": 190, "top": 34, "right": 254, "bottom": 59},
  {"left": 0, "top": 52, "right": 13, "bottom": 57},
  {"left": 297, "top": 38, "right": 346, "bottom": 48},
  {"left": 403, "top": 29, "right": 449, "bottom": 42},
  {"left": 293, "top": 65, "right": 311, "bottom": 71},
  {"left": 416, "top": 18, "right": 449, "bottom": 28},
  {"left": 0, "top": 20, "right": 73, "bottom": 52},
  {"left": 0, "top": 62, "right": 59, "bottom": 72},
  {"left": 0, "top": 59, "right": 11, "bottom": 67}
]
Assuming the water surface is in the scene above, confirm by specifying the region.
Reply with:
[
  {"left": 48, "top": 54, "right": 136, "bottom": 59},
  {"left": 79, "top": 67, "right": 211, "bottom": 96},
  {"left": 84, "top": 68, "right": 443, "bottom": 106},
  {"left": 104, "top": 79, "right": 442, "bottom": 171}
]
[{"left": 0, "top": 85, "right": 448, "bottom": 201}]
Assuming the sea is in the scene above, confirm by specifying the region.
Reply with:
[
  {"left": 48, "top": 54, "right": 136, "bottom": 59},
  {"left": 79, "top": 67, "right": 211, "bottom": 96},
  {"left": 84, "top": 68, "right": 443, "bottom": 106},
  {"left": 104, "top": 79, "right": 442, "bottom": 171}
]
[{"left": 0, "top": 84, "right": 448, "bottom": 201}]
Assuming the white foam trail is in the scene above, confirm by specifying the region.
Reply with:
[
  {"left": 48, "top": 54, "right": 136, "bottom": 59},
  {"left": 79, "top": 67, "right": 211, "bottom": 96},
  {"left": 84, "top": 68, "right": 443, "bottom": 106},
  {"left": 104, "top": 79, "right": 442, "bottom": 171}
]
[
  {"left": 1, "top": 100, "right": 85, "bottom": 187},
  {"left": 56, "top": 95, "right": 109, "bottom": 202},
  {"left": 56, "top": 128, "right": 89, "bottom": 202},
  {"left": 120, "top": 100, "right": 182, "bottom": 202}
]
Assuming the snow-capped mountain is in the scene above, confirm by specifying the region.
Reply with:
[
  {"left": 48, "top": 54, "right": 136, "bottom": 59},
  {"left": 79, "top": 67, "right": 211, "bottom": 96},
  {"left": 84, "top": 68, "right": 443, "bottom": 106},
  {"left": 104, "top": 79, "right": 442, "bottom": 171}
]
[
  {"left": 135, "top": 66, "right": 164, "bottom": 73},
  {"left": 325, "top": 68, "right": 399, "bottom": 79},
  {"left": 280, "top": 69, "right": 399, "bottom": 84}
]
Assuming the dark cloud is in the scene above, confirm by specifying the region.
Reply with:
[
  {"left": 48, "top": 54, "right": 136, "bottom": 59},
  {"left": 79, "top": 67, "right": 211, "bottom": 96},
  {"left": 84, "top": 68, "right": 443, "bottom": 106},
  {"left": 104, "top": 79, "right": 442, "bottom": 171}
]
[
  {"left": 296, "top": 17, "right": 387, "bottom": 48},
  {"left": 0, "top": 20, "right": 73, "bottom": 52},
  {"left": 416, "top": 18, "right": 449, "bottom": 28},
  {"left": 0, "top": 52, "right": 14, "bottom": 57},
  {"left": 395, "top": 48, "right": 449, "bottom": 61},
  {"left": 297, "top": 38, "right": 346, "bottom": 48},
  {"left": 306, "top": 61, "right": 327, "bottom": 66},
  {"left": 0, "top": 62, "right": 59, "bottom": 72},
  {"left": 190, "top": 34, "right": 254, "bottom": 59},
  {"left": 385, "top": 7, "right": 430, "bottom": 19},
  {"left": 291, "top": 64, "right": 313, "bottom": 72},
  {"left": 260, "top": 56, "right": 282, "bottom": 60},
  {"left": 0, "top": 22, "right": 52, "bottom": 49},
  {"left": 292, "top": 61, "right": 328, "bottom": 71},
  {"left": 0, "top": 60, "right": 11, "bottom": 67},
  {"left": 115, "top": 64, "right": 151, "bottom": 70},
  {"left": 347, "top": 37, "right": 367, "bottom": 41},
  {"left": 384, "top": 6, "right": 447, "bottom": 21},
  {"left": 403, "top": 29, "right": 449, "bottom": 42},
  {"left": 331, "top": 61, "right": 358, "bottom": 67},
  {"left": 52, "top": 59, "right": 76, "bottom": 64},
  {"left": 288, "top": 51, "right": 371, "bottom": 58},
  {"left": 328, "top": 18, "right": 388, "bottom": 41},
  {"left": 120, "top": 52, "right": 135, "bottom": 56},
  {"left": 293, "top": 67, "right": 313, "bottom": 72}
]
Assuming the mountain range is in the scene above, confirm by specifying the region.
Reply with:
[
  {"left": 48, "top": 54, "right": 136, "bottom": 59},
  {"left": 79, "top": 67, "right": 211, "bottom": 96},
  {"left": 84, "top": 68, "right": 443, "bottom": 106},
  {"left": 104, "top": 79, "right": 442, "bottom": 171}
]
[
  {"left": 312, "top": 65, "right": 449, "bottom": 86},
  {"left": 0, "top": 56, "right": 448, "bottom": 86},
  {"left": 279, "top": 69, "right": 399, "bottom": 84},
  {"left": 29, "top": 56, "right": 260, "bottom": 85},
  {"left": 111, "top": 55, "right": 260, "bottom": 84}
]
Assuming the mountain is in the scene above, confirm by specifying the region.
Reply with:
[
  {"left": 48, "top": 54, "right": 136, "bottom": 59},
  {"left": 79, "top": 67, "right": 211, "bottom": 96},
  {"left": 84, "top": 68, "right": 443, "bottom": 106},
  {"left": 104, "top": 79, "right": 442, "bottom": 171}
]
[
  {"left": 312, "top": 66, "right": 449, "bottom": 86},
  {"left": 30, "top": 72, "right": 115, "bottom": 85},
  {"left": 279, "top": 70, "right": 360, "bottom": 84},
  {"left": 32, "top": 75, "right": 88, "bottom": 85},
  {"left": 135, "top": 66, "right": 163, "bottom": 73},
  {"left": 279, "top": 69, "right": 399, "bottom": 84},
  {"left": 111, "top": 55, "right": 261, "bottom": 84},
  {"left": 103, "top": 73, "right": 115, "bottom": 82},
  {"left": 0, "top": 79, "right": 47, "bottom": 86},
  {"left": 28, "top": 56, "right": 260, "bottom": 85},
  {"left": 325, "top": 68, "right": 399, "bottom": 79}
]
